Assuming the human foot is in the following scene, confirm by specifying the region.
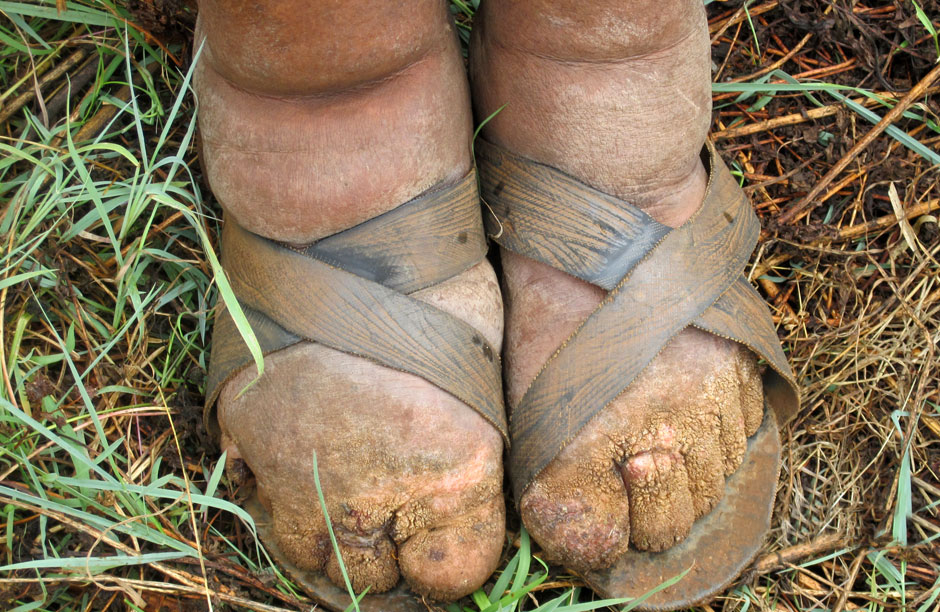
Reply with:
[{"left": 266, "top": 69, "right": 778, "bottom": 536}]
[
  {"left": 470, "top": 0, "right": 796, "bottom": 575},
  {"left": 196, "top": 0, "right": 505, "bottom": 601}
]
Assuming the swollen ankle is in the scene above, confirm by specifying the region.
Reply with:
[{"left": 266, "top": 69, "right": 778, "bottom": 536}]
[
  {"left": 195, "top": 43, "right": 473, "bottom": 244},
  {"left": 469, "top": 1, "right": 712, "bottom": 227}
]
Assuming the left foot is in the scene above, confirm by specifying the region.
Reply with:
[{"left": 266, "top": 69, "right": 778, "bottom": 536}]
[
  {"left": 196, "top": 0, "right": 506, "bottom": 599},
  {"left": 470, "top": 0, "right": 766, "bottom": 571}
]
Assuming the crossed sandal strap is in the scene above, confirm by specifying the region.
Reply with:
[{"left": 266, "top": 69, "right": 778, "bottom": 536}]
[
  {"left": 205, "top": 170, "right": 509, "bottom": 446},
  {"left": 476, "top": 139, "right": 799, "bottom": 504}
]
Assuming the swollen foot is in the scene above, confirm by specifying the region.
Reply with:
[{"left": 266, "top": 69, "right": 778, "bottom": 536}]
[
  {"left": 514, "top": 323, "right": 763, "bottom": 568},
  {"left": 217, "top": 260, "right": 506, "bottom": 599},
  {"left": 196, "top": 1, "right": 505, "bottom": 600},
  {"left": 471, "top": 0, "right": 767, "bottom": 571}
]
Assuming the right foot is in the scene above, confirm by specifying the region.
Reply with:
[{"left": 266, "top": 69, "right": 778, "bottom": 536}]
[
  {"left": 471, "top": 0, "right": 766, "bottom": 571},
  {"left": 196, "top": 0, "right": 505, "bottom": 600}
]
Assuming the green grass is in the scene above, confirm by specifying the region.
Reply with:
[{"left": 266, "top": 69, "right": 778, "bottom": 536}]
[
  {"left": 0, "top": 2, "right": 284, "bottom": 609},
  {"left": 713, "top": 72, "right": 940, "bottom": 165},
  {"left": 909, "top": 0, "right": 939, "bottom": 62}
]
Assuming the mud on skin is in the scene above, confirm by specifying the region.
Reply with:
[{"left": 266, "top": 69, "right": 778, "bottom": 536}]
[
  {"left": 197, "top": 0, "right": 771, "bottom": 599},
  {"left": 470, "top": 0, "right": 768, "bottom": 571},
  {"left": 196, "top": 0, "right": 506, "bottom": 600}
]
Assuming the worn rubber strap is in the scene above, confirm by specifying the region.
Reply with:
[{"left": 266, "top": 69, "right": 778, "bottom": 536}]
[
  {"left": 477, "top": 140, "right": 799, "bottom": 503},
  {"left": 478, "top": 141, "right": 670, "bottom": 290},
  {"left": 478, "top": 141, "right": 797, "bottom": 413},
  {"left": 308, "top": 171, "right": 488, "bottom": 294},
  {"left": 205, "top": 172, "right": 509, "bottom": 445},
  {"left": 205, "top": 172, "right": 486, "bottom": 411}
]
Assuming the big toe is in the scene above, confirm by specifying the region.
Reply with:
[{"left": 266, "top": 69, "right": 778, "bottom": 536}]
[
  {"left": 520, "top": 452, "right": 631, "bottom": 571},
  {"left": 398, "top": 493, "right": 505, "bottom": 600}
]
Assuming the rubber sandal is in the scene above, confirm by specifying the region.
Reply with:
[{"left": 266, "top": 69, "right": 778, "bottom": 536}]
[
  {"left": 475, "top": 140, "right": 800, "bottom": 610},
  {"left": 204, "top": 171, "right": 508, "bottom": 612}
]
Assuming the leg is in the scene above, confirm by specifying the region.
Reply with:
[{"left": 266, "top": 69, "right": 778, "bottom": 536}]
[
  {"left": 471, "top": 0, "right": 765, "bottom": 568},
  {"left": 196, "top": 0, "right": 504, "bottom": 599}
]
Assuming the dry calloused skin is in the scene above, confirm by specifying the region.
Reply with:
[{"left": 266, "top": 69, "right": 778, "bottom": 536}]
[
  {"left": 195, "top": 0, "right": 506, "bottom": 600},
  {"left": 216, "top": 263, "right": 506, "bottom": 600},
  {"left": 470, "top": 0, "right": 767, "bottom": 571}
]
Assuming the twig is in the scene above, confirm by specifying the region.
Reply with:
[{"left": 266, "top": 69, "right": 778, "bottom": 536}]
[
  {"left": 0, "top": 34, "right": 76, "bottom": 105},
  {"left": 729, "top": 32, "right": 814, "bottom": 84},
  {"left": 832, "top": 549, "right": 868, "bottom": 612},
  {"left": 752, "top": 533, "right": 845, "bottom": 573},
  {"left": 0, "top": 49, "right": 87, "bottom": 124},
  {"left": 0, "top": 576, "right": 300, "bottom": 612},
  {"left": 710, "top": 1, "right": 779, "bottom": 41},
  {"left": 829, "top": 198, "right": 939, "bottom": 241},
  {"left": 779, "top": 61, "right": 940, "bottom": 224},
  {"left": 34, "top": 56, "right": 98, "bottom": 126},
  {"left": 175, "top": 556, "right": 307, "bottom": 609},
  {"left": 712, "top": 85, "right": 940, "bottom": 140},
  {"left": 743, "top": 153, "right": 823, "bottom": 192}
]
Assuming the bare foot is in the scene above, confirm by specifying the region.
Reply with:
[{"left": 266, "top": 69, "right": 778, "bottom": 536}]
[
  {"left": 470, "top": 0, "right": 765, "bottom": 570},
  {"left": 196, "top": 0, "right": 505, "bottom": 600}
]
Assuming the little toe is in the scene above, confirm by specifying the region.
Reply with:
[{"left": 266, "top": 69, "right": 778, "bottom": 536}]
[
  {"left": 735, "top": 347, "right": 765, "bottom": 436},
  {"left": 620, "top": 448, "right": 694, "bottom": 551},
  {"left": 270, "top": 496, "right": 331, "bottom": 573}
]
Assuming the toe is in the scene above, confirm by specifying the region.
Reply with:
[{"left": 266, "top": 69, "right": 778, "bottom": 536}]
[
  {"left": 679, "top": 417, "right": 725, "bottom": 518},
  {"left": 326, "top": 536, "right": 399, "bottom": 594},
  {"left": 620, "top": 447, "right": 694, "bottom": 551},
  {"left": 703, "top": 358, "right": 749, "bottom": 476},
  {"left": 398, "top": 494, "right": 505, "bottom": 600},
  {"left": 735, "top": 347, "right": 765, "bottom": 437},
  {"left": 717, "top": 398, "right": 747, "bottom": 476},
  {"left": 270, "top": 495, "right": 331, "bottom": 572},
  {"left": 520, "top": 458, "right": 631, "bottom": 571}
]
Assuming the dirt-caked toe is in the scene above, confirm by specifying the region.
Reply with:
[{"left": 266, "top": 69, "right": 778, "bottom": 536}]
[{"left": 398, "top": 494, "right": 505, "bottom": 601}]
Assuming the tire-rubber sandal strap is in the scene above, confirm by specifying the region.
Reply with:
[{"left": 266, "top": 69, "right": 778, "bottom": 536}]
[
  {"left": 206, "top": 172, "right": 487, "bottom": 409},
  {"left": 477, "top": 140, "right": 670, "bottom": 289},
  {"left": 205, "top": 171, "right": 509, "bottom": 445},
  {"left": 476, "top": 140, "right": 798, "bottom": 503}
]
